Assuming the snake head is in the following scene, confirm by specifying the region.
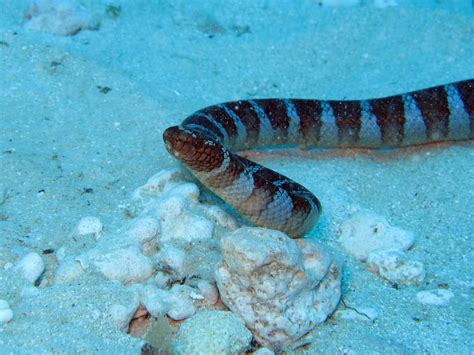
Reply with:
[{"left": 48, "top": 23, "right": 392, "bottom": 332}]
[{"left": 163, "top": 126, "right": 226, "bottom": 172}]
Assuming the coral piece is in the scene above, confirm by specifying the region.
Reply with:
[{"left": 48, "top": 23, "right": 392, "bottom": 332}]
[
  {"left": 131, "top": 169, "right": 224, "bottom": 282},
  {"left": 75, "top": 216, "right": 103, "bottom": 238},
  {"left": 92, "top": 246, "right": 153, "bottom": 284},
  {"left": 109, "top": 300, "right": 140, "bottom": 332},
  {"left": 416, "top": 289, "right": 454, "bottom": 306},
  {"left": 159, "top": 203, "right": 215, "bottom": 244},
  {"left": 132, "top": 168, "right": 190, "bottom": 201},
  {"left": 366, "top": 248, "right": 425, "bottom": 286},
  {"left": 175, "top": 311, "right": 252, "bottom": 354},
  {"left": 0, "top": 299, "right": 14, "bottom": 323},
  {"left": 215, "top": 227, "right": 343, "bottom": 350},
  {"left": 196, "top": 279, "right": 219, "bottom": 304},
  {"left": 13, "top": 252, "right": 45, "bottom": 284},
  {"left": 156, "top": 245, "right": 187, "bottom": 277},
  {"left": 24, "top": 0, "right": 99, "bottom": 36},
  {"left": 167, "top": 285, "right": 197, "bottom": 321},
  {"left": 154, "top": 271, "right": 171, "bottom": 288},
  {"left": 339, "top": 211, "right": 415, "bottom": 261},
  {"left": 140, "top": 285, "right": 171, "bottom": 317},
  {"left": 54, "top": 258, "right": 84, "bottom": 283}
]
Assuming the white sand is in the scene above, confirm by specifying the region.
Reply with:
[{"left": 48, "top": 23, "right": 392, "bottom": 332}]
[{"left": 0, "top": 0, "right": 473, "bottom": 353}]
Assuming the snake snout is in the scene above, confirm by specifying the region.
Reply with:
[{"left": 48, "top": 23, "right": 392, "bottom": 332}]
[{"left": 163, "top": 126, "right": 193, "bottom": 157}]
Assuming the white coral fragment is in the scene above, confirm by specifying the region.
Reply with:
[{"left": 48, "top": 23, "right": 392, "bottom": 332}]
[
  {"left": 0, "top": 299, "right": 14, "bottom": 323},
  {"left": 24, "top": 0, "right": 99, "bottom": 36},
  {"left": 366, "top": 248, "right": 425, "bottom": 285},
  {"left": 75, "top": 216, "right": 103, "bottom": 238},
  {"left": 175, "top": 311, "right": 252, "bottom": 355},
  {"left": 109, "top": 299, "right": 140, "bottom": 332},
  {"left": 215, "top": 227, "right": 343, "bottom": 351},
  {"left": 156, "top": 245, "right": 187, "bottom": 277},
  {"left": 140, "top": 285, "right": 171, "bottom": 317},
  {"left": 54, "top": 259, "right": 84, "bottom": 284},
  {"left": 132, "top": 168, "right": 188, "bottom": 199},
  {"left": 167, "top": 285, "right": 197, "bottom": 321},
  {"left": 196, "top": 279, "right": 219, "bottom": 304},
  {"left": 93, "top": 247, "right": 153, "bottom": 284},
  {"left": 339, "top": 211, "right": 415, "bottom": 261},
  {"left": 13, "top": 252, "right": 45, "bottom": 284},
  {"left": 160, "top": 209, "right": 214, "bottom": 244}
]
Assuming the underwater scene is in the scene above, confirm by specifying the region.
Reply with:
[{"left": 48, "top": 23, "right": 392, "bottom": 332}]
[{"left": 0, "top": 0, "right": 473, "bottom": 353}]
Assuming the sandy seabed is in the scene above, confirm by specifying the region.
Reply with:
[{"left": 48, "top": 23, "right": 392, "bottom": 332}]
[{"left": 0, "top": 0, "right": 473, "bottom": 353}]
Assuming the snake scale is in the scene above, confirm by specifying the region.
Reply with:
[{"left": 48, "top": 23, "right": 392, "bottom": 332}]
[{"left": 164, "top": 79, "right": 474, "bottom": 238}]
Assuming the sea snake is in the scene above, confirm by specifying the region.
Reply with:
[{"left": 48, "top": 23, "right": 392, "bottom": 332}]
[{"left": 163, "top": 79, "right": 473, "bottom": 238}]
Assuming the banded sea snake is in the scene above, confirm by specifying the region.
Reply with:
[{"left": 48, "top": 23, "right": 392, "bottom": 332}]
[{"left": 164, "top": 79, "right": 473, "bottom": 238}]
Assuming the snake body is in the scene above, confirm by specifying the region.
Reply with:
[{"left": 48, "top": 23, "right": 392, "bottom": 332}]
[{"left": 163, "top": 79, "right": 474, "bottom": 237}]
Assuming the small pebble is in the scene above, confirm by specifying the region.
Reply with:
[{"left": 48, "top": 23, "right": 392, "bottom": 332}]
[
  {"left": 76, "top": 216, "right": 103, "bottom": 237},
  {"left": 0, "top": 299, "right": 13, "bottom": 323},
  {"left": 14, "top": 252, "right": 45, "bottom": 284},
  {"left": 189, "top": 292, "right": 205, "bottom": 301}
]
